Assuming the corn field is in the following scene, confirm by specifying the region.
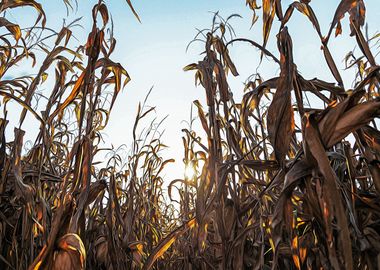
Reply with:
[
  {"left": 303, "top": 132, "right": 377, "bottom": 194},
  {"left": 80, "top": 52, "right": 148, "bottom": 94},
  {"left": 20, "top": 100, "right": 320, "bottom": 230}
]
[{"left": 0, "top": 0, "right": 380, "bottom": 269}]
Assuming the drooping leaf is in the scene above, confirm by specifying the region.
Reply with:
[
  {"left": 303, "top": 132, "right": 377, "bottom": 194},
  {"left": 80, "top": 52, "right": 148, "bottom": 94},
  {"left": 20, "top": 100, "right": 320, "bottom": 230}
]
[
  {"left": 267, "top": 27, "right": 295, "bottom": 166},
  {"left": 262, "top": 0, "right": 276, "bottom": 50},
  {"left": 0, "top": 18, "right": 21, "bottom": 41},
  {"left": 0, "top": 0, "right": 46, "bottom": 28},
  {"left": 125, "top": 0, "right": 141, "bottom": 23},
  {"left": 142, "top": 218, "right": 196, "bottom": 270}
]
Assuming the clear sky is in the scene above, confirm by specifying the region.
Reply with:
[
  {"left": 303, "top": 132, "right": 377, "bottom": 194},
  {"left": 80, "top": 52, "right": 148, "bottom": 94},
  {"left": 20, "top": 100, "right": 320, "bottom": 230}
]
[{"left": 4, "top": 0, "right": 380, "bottom": 183}]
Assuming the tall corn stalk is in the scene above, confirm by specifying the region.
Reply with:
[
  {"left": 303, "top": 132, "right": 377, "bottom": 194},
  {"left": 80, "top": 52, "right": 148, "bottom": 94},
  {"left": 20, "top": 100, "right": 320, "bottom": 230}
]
[
  {"left": 1, "top": 0, "right": 380, "bottom": 270},
  {"left": 148, "top": 1, "right": 380, "bottom": 269},
  {"left": 0, "top": 0, "right": 169, "bottom": 269}
]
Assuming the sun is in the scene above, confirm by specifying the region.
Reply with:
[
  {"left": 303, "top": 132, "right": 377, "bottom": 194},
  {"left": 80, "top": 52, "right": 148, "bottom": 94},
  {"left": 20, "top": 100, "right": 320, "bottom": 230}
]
[{"left": 184, "top": 163, "right": 197, "bottom": 179}]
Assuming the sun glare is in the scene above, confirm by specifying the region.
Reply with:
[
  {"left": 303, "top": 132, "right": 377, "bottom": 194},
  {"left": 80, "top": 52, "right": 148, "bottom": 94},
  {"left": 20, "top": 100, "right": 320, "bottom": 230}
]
[{"left": 184, "top": 163, "right": 196, "bottom": 179}]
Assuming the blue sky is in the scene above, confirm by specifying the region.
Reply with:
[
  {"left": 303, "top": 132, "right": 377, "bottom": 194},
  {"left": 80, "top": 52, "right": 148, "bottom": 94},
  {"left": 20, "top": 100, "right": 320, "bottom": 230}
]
[{"left": 4, "top": 0, "right": 380, "bottom": 182}]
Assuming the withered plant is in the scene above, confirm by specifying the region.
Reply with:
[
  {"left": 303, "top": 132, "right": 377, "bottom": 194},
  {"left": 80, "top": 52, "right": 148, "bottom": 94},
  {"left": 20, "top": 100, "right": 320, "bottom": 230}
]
[
  {"left": 153, "top": 1, "right": 380, "bottom": 269},
  {"left": 0, "top": 0, "right": 172, "bottom": 269},
  {"left": 1, "top": 0, "right": 380, "bottom": 270}
]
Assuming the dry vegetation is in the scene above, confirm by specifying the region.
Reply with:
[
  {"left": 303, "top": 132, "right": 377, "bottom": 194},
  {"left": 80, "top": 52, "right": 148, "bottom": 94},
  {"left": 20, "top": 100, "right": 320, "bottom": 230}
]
[{"left": 0, "top": 0, "right": 380, "bottom": 269}]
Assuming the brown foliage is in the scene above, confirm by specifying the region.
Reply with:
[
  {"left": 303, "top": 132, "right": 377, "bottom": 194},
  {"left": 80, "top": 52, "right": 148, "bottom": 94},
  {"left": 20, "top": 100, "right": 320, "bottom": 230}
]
[{"left": 0, "top": 0, "right": 380, "bottom": 270}]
